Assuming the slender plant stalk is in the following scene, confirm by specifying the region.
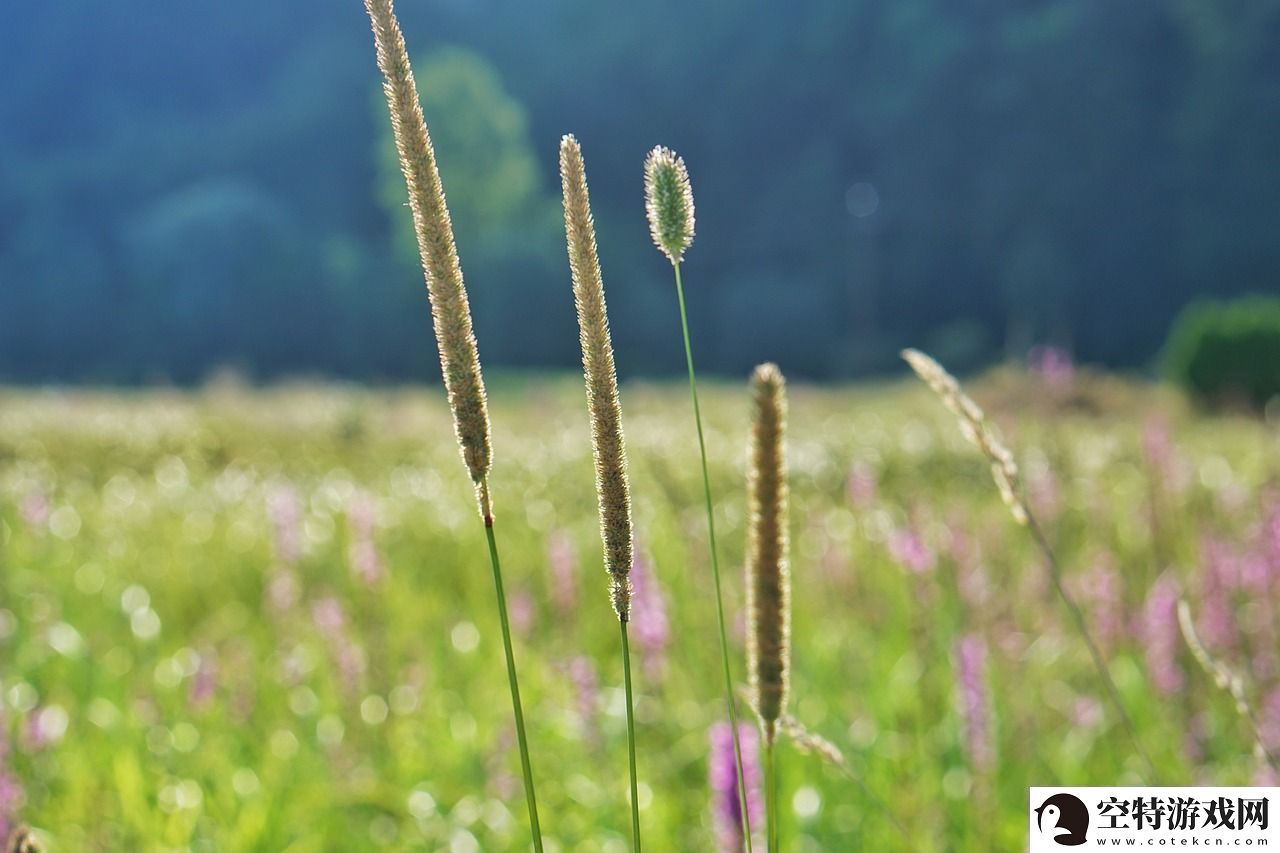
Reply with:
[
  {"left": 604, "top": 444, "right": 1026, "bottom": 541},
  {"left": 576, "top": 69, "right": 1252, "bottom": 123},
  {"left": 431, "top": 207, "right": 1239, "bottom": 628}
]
[
  {"left": 902, "top": 349, "right": 1158, "bottom": 784},
  {"left": 482, "top": 505, "right": 544, "bottom": 852},
  {"left": 647, "top": 146, "right": 750, "bottom": 848},
  {"left": 1027, "top": 515, "right": 1159, "bottom": 783},
  {"left": 674, "top": 263, "right": 753, "bottom": 850},
  {"left": 621, "top": 622, "right": 642, "bottom": 851},
  {"left": 764, "top": 742, "right": 779, "bottom": 853}
]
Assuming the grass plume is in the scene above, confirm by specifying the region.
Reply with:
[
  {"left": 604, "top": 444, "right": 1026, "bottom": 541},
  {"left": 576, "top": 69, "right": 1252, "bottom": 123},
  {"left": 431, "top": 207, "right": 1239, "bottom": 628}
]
[
  {"left": 746, "top": 363, "right": 789, "bottom": 853},
  {"left": 901, "top": 348, "right": 1158, "bottom": 783},
  {"left": 644, "top": 147, "right": 695, "bottom": 264},
  {"left": 560, "top": 134, "right": 633, "bottom": 622},
  {"left": 645, "top": 145, "right": 753, "bottom": 850},
  {"left": 560, "top": 133, "right": 642, "bottom": 850},
  {"left": 363, "top": 1, "right": 540, "bottom": 846},
  {"left": 746, "top": 363, "right": 790, "bottom": 747},
  {"left": 747, "top": 361, "right": 783, "bottom": 845},
  {"left": 1178, "top": 600, "right": 1279, "bottom": 773},
  {"left": 363, "top": 0, "right": 491, "bottom": 514},
  {"left": 901, "top": 349, "right": 1024, "bottom": 525}
]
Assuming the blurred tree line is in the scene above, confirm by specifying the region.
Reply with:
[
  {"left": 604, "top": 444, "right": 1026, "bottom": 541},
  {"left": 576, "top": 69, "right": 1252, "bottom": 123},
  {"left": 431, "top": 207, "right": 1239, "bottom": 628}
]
[{"left": 1, "top": 0, "right": 1278, "bottom": 383}]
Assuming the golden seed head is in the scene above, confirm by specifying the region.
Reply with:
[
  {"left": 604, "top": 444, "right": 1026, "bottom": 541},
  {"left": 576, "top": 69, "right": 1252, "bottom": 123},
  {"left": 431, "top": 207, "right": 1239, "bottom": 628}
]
[
  {"left": 561, "top": 134, "right": 634, "bottom": 621},
  {"left": 364, "top": 0, "right": 493, "bottom": 511},
  {"left": 644, "top": 146, "right": 695, "bottom": 264},
  {"left": 746, "top": 362, "right": 790, "bottom": 744},
  {"left": 901, "top": 349, "right": 1028, "bottom": 525}
]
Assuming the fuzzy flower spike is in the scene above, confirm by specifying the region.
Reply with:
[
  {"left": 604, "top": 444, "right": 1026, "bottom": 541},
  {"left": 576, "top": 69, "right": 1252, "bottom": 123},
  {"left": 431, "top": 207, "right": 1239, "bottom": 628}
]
[
  {"left": 561, "top": 134, "right": 634, "bottom": 622},
  {"left": 746, "top": 363, "right": 790, "bottom": 746},
  {"left": 364, "top": 0, "right": 492, "bottom": 517},
  {"left": 363, "top": 1, "right": 540, "bottom": 848},
  {"left": 644, "top": 146, "right": 695, "bottom": 264},
  {"left": 562, "top": 134, "right": 643, "bottom": 850}
]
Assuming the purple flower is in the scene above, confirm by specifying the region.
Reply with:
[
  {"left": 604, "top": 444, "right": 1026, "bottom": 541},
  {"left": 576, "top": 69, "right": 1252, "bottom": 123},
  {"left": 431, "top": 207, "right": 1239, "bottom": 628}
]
[
  {"left": 1141, "top": 573, "right": 1184, "bottom": 696},
  {"left": 0, "top": 714, "right": 23, "bottom": 841},
  {"left": 955, "top": 634, "right": 994, "bottom": 772},
  {"left": 346, "top": 491, "right": 385, "bottom": 585},
  {"left": 547, "top": 530, "right": 578, "bottom": 619},
  {"left": 24, "top": 706, "right": 66, "bottom": 751},
  {"left": 1255, "top": 494, "right": 1280, "bottom": 586},
  {"left": 888, "top": 526, "right": 935, "bottom": 575},
  {"left": 1260, "top": 688, "right": 1280, "bottom": 753},
  {"left": 1028, "top": 345, "right": 1074, "bottom": 389},
  {"left": 18, "top": 490, "right": 49, "bottom": 531},
  {"left": 1074, "top": 554, "right": 1124, "bottom": 649},
  {"left": 510, "top": 589, "right": 536, "bottom": 638},
  {"left": 709, "top": 722, "right": 764, "bottom": 852},
  {"left": 312, "top": 597, "right": 347, "bottom": 634},
  {"left": 629, "top": 553, "right": 669, "bottom": 681},
  {"left": 1198, "top": 539, "right": 1240, "bottom": 652},
  {"left": 189, "top": 651, "right": 218, "bottom": 710},
  {"left": 846, "top": 462, "right": 877, "bottom": 510},
  {"left": 1142, "top": 415, "right": 1191, "bottom": 495},
  {"left": 1072, "top": 696, "right": 1104, "bottom": 730},
  {"left": 266, "top": 568, "right": 300, "bottom": 613},
  {"left": 312, "top": 597, "right": 365, "bottom": 694},
  {"left": 267, "top": 483, "right": 304, "bottom": 565},
  {"left": 566, "top": 657, "right": 599, "bottom": 744},
  {"left": 1028, "top": 467, "right": 1062, "bottom": 523}
]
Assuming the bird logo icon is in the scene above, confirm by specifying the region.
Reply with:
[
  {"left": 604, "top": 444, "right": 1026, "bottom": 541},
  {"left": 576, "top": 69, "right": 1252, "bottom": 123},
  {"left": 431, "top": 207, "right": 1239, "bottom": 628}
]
[{"left": 1035, "top": 793, "right": 1089, "bottom": 846}]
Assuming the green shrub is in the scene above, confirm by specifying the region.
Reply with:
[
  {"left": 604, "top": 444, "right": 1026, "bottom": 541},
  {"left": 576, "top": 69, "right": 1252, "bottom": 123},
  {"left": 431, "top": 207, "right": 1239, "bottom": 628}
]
[{"left": 1163, "top": 296, "right": 1280, "bottom": 409}]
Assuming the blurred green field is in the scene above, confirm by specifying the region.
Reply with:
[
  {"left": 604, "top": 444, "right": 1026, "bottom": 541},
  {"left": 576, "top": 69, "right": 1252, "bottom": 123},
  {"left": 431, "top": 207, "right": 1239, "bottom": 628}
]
[{"left": 2, "top": 375, "right": 1279, "bottom": 851}]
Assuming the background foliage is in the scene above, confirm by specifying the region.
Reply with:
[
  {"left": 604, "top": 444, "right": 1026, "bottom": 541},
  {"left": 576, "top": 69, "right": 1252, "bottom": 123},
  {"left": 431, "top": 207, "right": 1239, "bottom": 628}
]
[{"left": 2, "top": 0, "right": 1279, "bottom": 382}]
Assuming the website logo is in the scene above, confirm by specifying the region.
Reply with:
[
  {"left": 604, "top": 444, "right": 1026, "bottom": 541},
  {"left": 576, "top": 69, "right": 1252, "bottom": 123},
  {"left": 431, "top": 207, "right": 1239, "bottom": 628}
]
[
  {"left": 1034, "top": 793, "right": 1089, "bottom": 846},
  {"left": 1029, "top": 787, "right": 1278, "bottom": 852}
]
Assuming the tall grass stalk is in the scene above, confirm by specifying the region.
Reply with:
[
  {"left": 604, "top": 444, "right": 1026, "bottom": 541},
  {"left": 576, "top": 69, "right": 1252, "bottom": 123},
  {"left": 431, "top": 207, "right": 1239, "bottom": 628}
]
[
  {"left": 363, "top": 1, "right": 541, "bottom": 846},
  {"left": 902, "top": 349, "right": 1159, "bottom": 783},
  {"left": 645, "top": 146, "right": 753, "bottom": 850},
  {"left": 560, "top": 134, "right": 641, "bottom": 850},
  {"left": 746, "top": 364, "right": 790, "bottom": 853}
]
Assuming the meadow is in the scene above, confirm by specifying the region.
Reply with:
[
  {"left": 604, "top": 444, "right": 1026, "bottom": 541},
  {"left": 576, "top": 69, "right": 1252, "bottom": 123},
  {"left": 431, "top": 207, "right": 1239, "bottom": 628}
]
[{"left": 2, "top": 372, "right": 1278, "bottom": 850}]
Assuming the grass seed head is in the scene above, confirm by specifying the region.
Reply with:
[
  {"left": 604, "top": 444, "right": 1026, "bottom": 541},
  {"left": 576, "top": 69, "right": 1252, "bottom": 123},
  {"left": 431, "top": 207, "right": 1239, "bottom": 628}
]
[
  {"left": 644, "top": 146, "right": 695, "bottom": 264},
  {"left": 746, "top": 362, "right": 790, "bottom": 744},
  {"left": 561, "top": 134, "right": 634, "bottom": 621},
  {"left": 364, "top": 0, "right": 493, "bottom": 512},
  {"left": 901, "top": 348, "right": 1028, "bottom": 525}
]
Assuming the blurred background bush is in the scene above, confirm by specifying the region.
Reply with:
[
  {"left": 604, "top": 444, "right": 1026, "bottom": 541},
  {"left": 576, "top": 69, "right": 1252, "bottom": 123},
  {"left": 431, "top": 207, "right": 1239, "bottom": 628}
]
[
  {"left": 1, "top": 0, "right": 1278, "bottom": 384},
  {"left": 1164, "top": 297, "right": 1280, "bottom": 410}
]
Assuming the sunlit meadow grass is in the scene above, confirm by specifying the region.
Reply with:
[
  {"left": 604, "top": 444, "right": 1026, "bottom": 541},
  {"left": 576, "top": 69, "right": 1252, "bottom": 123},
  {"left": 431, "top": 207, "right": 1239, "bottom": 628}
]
[{"left": 1, "top": 375, "right": 1278, "bottom": 850}]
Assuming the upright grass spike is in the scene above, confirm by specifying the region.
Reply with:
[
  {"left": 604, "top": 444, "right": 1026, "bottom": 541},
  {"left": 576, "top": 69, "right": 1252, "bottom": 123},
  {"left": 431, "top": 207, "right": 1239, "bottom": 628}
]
[
  {"left": 745, "top": 363, "right": 790, "bottom": 853},
  {"left": 901, "top": 348, "right": 1158, "bottom": 784},
  {"left": 560, "top": 133, "right": 642, "bottom": 851},
  {"left": 644, "top": 145, "right": 753, "bottom": 851},
  {"left": 362, "top": 1, "right": 541, "bottom": 847},
  {"left": 645, "top": 147, "right": 695, "bottom": 264},
  {"left": 746, "top": 363, "right": 790, "bottom": 744}
]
